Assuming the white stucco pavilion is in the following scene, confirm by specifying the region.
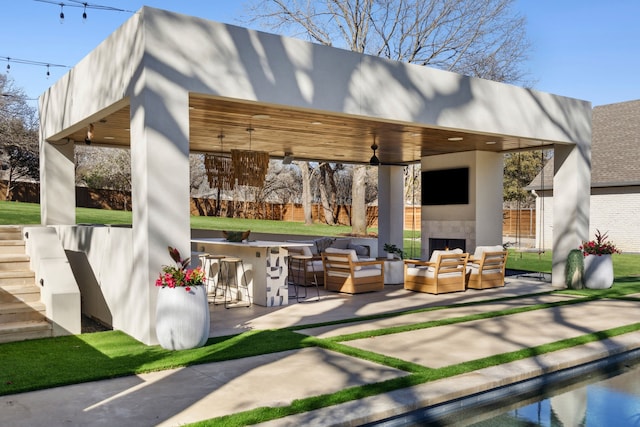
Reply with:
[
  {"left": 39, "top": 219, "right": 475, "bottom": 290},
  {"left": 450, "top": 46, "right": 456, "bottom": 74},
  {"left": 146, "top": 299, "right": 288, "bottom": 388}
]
[{"left": 37, "top": 7, "right": 591, "bottom": 345}]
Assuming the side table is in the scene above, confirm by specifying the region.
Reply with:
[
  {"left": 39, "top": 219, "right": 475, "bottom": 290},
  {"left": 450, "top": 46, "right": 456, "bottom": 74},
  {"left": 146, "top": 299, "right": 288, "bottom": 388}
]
[{"left": 377, "top": 258, "right": 404, "bottom": 285}]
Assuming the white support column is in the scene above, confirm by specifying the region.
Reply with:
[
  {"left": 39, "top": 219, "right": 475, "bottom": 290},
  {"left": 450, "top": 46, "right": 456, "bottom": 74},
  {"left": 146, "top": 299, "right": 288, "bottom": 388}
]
[
  {"left": 475, "top": 152, "right": 504, "bottom": 246},
  {"left": 129, "top": 83, "right": 191, "bottom": 345},
  {"left": 39, "top": 137, "right": 75, "bottom": 225},
  {"left": 552, "top": 142, "right": 591, "bottom": 288},
  {"left": 377, "top": 165, "right": 405, "bottom": 257}
]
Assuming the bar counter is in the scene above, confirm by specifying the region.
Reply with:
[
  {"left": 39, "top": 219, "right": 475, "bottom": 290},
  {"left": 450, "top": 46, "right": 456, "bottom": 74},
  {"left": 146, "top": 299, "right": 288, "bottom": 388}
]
[{"left": 191, "top": 238, "right": 311, "bottom": 307}]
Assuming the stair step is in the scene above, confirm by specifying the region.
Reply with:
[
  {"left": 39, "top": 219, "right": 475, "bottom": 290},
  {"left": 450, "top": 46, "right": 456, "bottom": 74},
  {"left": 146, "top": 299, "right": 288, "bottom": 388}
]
[
  {"left": 0, "top": 270, "right": 36, "bottom": 286},
  {"left": 0, "top": 240, "right": 26, "bottom": 254},
  {"left": 0, "top": 283, "right": 40, "bottom": 303},
  {"left": 0, "top": 226, "right": 23, "bottom": 241},
  {"left": 0, "top": 320, "right": 52, "bottom": 344},
  {"left": 0, "top": 254, "right": 30, "bottom": 271},
  {"left": 0, "top": 301, "right": 46, "bottom": 323}
]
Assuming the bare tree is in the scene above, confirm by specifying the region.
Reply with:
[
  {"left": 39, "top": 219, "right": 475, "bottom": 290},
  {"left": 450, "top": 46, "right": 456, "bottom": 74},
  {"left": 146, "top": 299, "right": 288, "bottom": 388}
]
[
  {"left": 247, "top": 0, "right": 531, "bottom": 233},
  {"left": 350, "top": 165, "right": 367, "bottom": 232},
  {"left": 0, "top": 75, "right": 39, "bottom": 200},
  {"left": 75, "top": 146, "right": 132, "bottom": 210},
  {"left": 248, "top": 0, "right": 530, "bottom": 83},
  {"left": 318, "top": 162, "right": 338, "bottom": 224},
  {"left": 295, "top": 160, "right": 314, "bottom": 224}
]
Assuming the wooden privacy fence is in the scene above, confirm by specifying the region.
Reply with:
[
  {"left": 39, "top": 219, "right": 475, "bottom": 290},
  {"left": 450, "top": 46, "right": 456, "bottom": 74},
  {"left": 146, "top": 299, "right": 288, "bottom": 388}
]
[
  {"left": 503, "top": 208, "right": 536, "bottom": 238},
  {"left": 190, "top": 198, "right": 421, "bottom": 228},
  {"left": 2, "top": 181, "right": 533, "bottom": 237}
]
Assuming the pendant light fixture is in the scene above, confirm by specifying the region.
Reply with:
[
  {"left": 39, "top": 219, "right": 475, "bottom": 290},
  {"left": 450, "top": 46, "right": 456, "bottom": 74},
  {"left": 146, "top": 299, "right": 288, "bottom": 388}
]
[{"left": 369, "top": 135, "right": 380, "bottom": 166}]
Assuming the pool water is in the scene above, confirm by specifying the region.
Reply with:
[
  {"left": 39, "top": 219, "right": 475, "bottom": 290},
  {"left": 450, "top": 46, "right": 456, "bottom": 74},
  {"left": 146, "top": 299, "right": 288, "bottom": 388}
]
[{"left": 467, "top": 359, "right": 640, "bottom": 426}]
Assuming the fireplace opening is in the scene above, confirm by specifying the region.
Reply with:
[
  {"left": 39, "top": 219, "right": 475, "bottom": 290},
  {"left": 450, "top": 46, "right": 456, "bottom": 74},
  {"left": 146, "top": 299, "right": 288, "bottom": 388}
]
[{"left": 429, "top": 238, "right": 466, "bottom": 258}]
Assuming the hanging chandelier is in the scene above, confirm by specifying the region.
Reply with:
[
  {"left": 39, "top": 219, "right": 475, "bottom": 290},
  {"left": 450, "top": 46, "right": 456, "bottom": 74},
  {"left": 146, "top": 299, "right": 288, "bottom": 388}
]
[
  {"left": 204, "top": 133, "right": 234, "bottom": 191},
  {"left": 231, "top": 126, "right": 270, "bottom": 187}
]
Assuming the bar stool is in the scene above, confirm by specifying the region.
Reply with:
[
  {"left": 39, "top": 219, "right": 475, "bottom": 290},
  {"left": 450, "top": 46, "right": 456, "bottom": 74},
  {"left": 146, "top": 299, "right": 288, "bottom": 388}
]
[
  {"left": 220, "top": 257, "right": 251, "bottom": 308},
  {"left": 199, "top": 254, "right": 226, "bottom": 303},
  {"left": 288, "top": 254, "right": 320, "bottom": 302}
]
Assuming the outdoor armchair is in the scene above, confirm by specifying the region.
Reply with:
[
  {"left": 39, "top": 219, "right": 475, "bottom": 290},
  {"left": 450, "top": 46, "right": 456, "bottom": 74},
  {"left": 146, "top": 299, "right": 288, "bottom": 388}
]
[
  {"left": 404, "top": 251, "right": 469, "bottom": 294},
  {"left": 467, "top": 246, "right": 508, "bottom": 289},
  {"left": 322, "top": 248, "right": 384, "bottom": 294}
]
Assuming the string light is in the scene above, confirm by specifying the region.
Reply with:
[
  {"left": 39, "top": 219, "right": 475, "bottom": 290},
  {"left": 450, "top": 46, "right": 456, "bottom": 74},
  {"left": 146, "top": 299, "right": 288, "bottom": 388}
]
[
  {"left": 33, "top": 0, "right": 134, "bottom": 23},
  {"left": 2, "top": 56, "right": 69, "bottom": 78}
]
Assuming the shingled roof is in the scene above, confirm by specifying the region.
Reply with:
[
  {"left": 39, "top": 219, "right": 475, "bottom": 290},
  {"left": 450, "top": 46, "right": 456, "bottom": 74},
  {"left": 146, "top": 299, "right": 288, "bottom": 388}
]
[{"left": 529, "top": 99, "right": 640, "bottom": 189}]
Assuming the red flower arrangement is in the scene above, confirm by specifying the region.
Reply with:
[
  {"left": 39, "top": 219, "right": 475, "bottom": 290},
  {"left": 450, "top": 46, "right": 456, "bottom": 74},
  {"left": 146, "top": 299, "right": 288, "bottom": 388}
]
[
  {"left": 580, "top": 230, "right": 621, "bottom": 256},
  {"left": 155, "top": 246, "right": 205, "bottom": 292}
]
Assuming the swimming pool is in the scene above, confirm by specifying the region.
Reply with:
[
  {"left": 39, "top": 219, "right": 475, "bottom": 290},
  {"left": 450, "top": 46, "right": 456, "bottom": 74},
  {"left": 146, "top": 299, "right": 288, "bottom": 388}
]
[
  {"left": 468, "top": 358, "right": 640, "bottom": 426},
  {"left": 365, "top": 350, "right": 640, "bottom": 426}
]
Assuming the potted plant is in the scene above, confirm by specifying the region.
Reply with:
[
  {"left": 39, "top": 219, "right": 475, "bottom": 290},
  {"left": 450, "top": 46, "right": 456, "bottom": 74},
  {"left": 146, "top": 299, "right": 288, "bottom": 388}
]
[
  {"left": 565, "top": 248, "right": 584, "bottom": 289},
  {"left": 155, "top": 246, "right": 210, "bottom": 350},
  {"left": 579, "top": 230, "right": 620, "bottom": 289},
  {"left": 383, "top": 243, "right": 404, "bottom": 260}
]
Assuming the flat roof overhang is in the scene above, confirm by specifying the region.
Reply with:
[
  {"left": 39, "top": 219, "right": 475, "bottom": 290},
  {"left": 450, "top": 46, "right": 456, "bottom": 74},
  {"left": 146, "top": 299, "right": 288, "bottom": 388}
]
[{"left": 60, "top": 94, "right": 555, "bottom": 165}]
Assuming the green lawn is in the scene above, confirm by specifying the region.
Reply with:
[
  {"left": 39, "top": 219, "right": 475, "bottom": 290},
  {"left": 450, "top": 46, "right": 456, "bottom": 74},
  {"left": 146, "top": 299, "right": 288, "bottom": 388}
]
[{"left": 2, "top": 289, "right": 640, "bottom": 425}]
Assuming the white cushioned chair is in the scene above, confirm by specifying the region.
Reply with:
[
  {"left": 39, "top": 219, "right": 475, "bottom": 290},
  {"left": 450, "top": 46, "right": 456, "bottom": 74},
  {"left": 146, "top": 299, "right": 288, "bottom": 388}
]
[
  {"left": 322, "top": 247, "right": 384, "bottom": 294},
  {"left": 467, "top": 245, "right": 508, "bottom": 289},
  {"left": 404, "top": 249, "right": 468, "bottom": 294}
]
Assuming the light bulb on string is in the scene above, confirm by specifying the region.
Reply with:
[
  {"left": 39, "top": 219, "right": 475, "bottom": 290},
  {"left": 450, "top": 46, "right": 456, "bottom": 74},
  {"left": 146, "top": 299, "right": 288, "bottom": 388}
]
[
  {"left": 59, "top": 4, "right": 65, "bottom": 23},
  {"left": 46, "top": 64, "right": 50, "bottom": 78},
  {"left": 5, "top": 60, "right": 9, "bottom": 73},
  {"left": 82, "top": 4, "right": 87, "bottom": 21}
]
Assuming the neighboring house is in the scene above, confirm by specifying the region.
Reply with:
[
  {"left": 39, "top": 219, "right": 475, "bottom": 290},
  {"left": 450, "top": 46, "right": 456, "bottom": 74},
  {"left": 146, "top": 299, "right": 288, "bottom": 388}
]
[{"left": 529, "top": 99, "right": 640, "bottom": 253}]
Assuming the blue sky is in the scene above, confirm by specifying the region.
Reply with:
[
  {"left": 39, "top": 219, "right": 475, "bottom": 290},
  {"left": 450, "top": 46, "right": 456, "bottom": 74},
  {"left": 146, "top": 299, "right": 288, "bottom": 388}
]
[{"left": 2, "top": 1, "right": 639, "bottom": 107}]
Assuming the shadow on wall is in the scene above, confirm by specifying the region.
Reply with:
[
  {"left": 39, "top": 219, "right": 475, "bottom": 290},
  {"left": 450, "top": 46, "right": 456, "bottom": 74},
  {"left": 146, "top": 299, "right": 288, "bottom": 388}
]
[{"left": 65, "top": 249, "right": 113, "bottom": 328}]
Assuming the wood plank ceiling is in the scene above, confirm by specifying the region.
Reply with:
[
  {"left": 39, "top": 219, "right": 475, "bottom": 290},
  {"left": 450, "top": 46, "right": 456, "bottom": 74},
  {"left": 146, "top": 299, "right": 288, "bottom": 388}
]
[{"left": 64, "top": 94, "right": 551, "bottom": 164}]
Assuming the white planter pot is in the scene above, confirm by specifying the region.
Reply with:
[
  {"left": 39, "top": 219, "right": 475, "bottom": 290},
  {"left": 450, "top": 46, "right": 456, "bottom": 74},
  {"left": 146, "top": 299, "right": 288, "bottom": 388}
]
[
  {"left": 583, "top": 254, "right": 614, "bottom": 289},
  {"left": 156, "top": 285, "right": 210, "bottom": 350},
  {"left": 387, "top": 253, "right": 395, "bottom": 260}
]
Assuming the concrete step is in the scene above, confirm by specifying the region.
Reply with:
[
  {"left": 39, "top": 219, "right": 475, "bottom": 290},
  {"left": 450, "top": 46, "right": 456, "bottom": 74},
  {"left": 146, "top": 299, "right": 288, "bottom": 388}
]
[
  {"left": 0, "top": 270, "right": 36, "bottom": 286},
  {"left": 0, "top": 283, "right": 40, "bottom": 303},
  {"left": 0, "top": 301, "right": 46, "bottom": 323},
  {"left": 0, "top": 320, "right": 52, "bottom": 344},
  {"left": 0, "top": 226, "right": 23, "bottom": 241},
  {"left": 0, "top": 254, "right": 30, "bottom": 271},
  {"left": 0, "top": 240, "right": 26, "bottom": 254}
]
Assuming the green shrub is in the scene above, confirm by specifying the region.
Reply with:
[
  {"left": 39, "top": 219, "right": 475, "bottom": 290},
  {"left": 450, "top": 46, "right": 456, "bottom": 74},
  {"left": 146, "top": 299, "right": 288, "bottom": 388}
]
[{"left": 566, "top": 249, "right": 584, "bottom": 289}]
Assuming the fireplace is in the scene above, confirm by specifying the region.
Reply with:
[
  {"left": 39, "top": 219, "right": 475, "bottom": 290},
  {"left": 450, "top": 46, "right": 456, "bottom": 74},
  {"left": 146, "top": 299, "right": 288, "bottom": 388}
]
[{"left": 429, "top": 238, "right": 466, "bottom": 258}]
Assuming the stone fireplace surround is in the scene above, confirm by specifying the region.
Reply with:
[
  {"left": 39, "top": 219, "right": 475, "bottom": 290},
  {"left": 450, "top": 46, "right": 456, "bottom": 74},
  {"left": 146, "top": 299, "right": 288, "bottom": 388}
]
[{"left": 422, "top": 220, "right": 476, "bottom": 259}]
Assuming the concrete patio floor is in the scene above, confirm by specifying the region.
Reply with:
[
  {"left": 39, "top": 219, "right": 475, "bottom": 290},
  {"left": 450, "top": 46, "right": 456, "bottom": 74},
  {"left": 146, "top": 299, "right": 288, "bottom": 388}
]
[{"left": 3, "top": 274, "right": 640, "bottom": 426}]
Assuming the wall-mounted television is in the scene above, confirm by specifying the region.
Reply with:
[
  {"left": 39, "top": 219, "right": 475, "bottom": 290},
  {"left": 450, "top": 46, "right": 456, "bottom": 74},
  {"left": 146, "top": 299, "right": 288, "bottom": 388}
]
[{"left": 421, "top": 167, "right": 469, "bottom": 205}]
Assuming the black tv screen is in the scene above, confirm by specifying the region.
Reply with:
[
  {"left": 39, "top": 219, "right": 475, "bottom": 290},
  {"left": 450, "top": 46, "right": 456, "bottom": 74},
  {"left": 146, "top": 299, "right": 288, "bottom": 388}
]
[{"left": 421, "top": 167, "right": 469, "bottom": 205}]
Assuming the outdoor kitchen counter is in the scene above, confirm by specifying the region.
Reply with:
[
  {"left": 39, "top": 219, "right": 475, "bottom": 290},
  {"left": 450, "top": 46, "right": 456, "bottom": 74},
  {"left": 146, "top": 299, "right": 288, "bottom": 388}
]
[{"left": 191, "top": 238, "right": 312, "bottom": 307}]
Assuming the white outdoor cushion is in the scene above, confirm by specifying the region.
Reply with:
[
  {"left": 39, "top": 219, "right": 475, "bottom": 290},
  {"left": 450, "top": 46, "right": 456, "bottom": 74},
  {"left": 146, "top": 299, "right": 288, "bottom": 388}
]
[
  {"left": 286, "top": 240, "right": 318, "bottom": 255},
  {"left": 472, "top": 245, "right": 504, "bottom": 259},
  {"left": 469, "top": 266, "right": 502, "bottom": 275},
  {"left": 301, "top": 245, "right": 313, "bottom": 257},
  {"left": 291, "top": 259, "right": 323, "bottom": 272},
  {"left": 406, "top": 267, "right": 464, "bottom": 279},
  {"left": 327, "top": 267, "right": 382, "bottom": 278},
  {"left": 429, "top": 248, "right": 463, "bottom": 263},
  {"left": 324, "top": 247, "right": 361, "bottom": 270}
]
